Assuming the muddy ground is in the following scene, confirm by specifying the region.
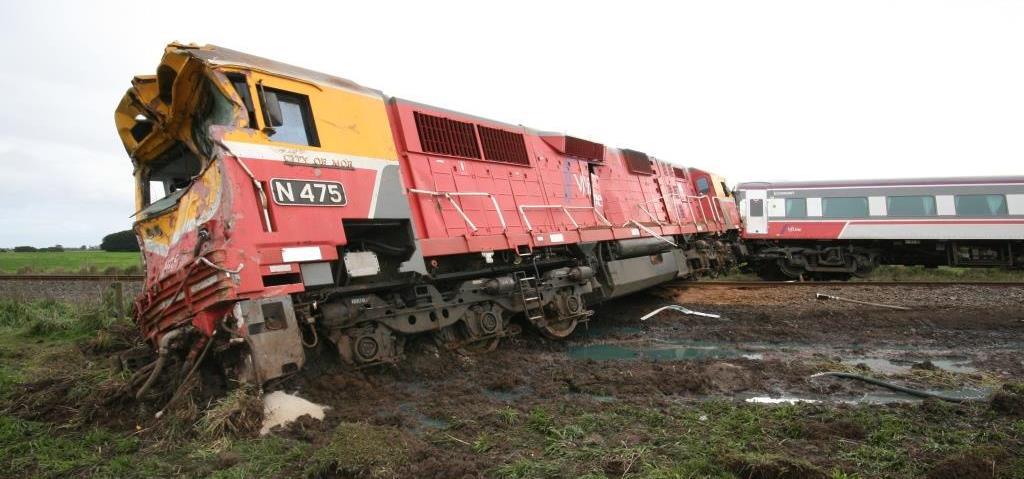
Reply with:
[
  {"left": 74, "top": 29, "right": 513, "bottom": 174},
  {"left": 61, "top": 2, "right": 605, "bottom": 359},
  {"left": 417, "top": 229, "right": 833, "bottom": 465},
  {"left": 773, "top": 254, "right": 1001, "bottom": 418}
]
[
  {"left": 2, "top": 283, "right": 1023, "bottom": 478},
  {"left": 282, "top": 284, "right": 1024, "bottom": 477}
]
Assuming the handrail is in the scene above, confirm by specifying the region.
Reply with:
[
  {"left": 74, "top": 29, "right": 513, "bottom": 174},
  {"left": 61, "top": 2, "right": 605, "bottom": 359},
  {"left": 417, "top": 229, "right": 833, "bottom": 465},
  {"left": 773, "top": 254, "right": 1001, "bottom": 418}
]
[
  {"left": 685, "top": 195, "right": 710, "bottom": 225},
  {"left": 519, "top": 204, "right": 612, "bottom": 232},
  {"left": 408, "top": 189, "right": 507, "bottom": 233},
  {"left": 627, "top": 220, "right": 678, "bottom": 247}
]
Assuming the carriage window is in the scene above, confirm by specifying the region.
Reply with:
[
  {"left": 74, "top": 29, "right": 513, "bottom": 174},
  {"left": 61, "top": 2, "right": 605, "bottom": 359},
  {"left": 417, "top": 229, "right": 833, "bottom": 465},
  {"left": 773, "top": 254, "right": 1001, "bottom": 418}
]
[
  {"left": 887, "top": 195, "right": 936, "bottom": 217},
  {"left": 955, "top": 194, "right": 1008, "bottom": 216},
  {"left": 785, "top": 198, "right": 807, "bottom": 218},
  {"left": 264, "top": 88, "right": 319, "bottom": 147},
  {"left": 696, "top": 177, "right": 710, "bottom": 195},
  {"left": 822, "top": 197, "right": 868, "bottom": 218}
]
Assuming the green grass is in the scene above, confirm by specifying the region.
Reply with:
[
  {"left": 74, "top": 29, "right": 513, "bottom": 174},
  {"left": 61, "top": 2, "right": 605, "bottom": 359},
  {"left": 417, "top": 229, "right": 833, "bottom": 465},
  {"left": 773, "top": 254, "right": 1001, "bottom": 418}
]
[
  {"left": 0, "top": 251, "right": 141, "bottom": 275},
  {"left": 856, "top": 265, "right": 1024, "bottom": 282},
  {"left": 717, "top": 264, "right": 1024, "bottom": 282}
]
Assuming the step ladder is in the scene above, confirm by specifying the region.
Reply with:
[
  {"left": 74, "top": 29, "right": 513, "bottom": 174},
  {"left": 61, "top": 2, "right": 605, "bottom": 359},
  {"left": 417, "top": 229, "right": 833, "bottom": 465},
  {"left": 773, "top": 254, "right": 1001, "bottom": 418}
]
[{"left": 513, "top": 270, "right": 546, "bottom": 324}]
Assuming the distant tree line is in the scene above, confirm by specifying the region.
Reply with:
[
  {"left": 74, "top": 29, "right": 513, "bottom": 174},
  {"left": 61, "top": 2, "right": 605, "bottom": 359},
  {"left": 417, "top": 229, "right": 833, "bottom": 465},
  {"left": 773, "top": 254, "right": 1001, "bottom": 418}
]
[
  {"left": 100, "top": 230, "right": 140, "bottom": 252},
  {"left": 10, "top": 245, "right": 65, "bottom": 252},
  {"left": 2, "top": 230, "right": 140, "bottom": 253}
]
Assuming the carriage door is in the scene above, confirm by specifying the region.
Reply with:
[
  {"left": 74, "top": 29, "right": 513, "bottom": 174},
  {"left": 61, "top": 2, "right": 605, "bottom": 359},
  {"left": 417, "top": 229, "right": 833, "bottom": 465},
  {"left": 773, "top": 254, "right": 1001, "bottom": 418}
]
[{"left": 745, "top": 189, "right": 768, "bottom": 235}]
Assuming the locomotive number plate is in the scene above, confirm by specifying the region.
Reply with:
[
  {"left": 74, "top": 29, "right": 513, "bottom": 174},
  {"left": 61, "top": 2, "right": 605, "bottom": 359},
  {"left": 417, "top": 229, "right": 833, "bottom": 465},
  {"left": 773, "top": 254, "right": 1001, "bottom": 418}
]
[{"left": 270, "top": 179, "right": 347, "bottom": 206}]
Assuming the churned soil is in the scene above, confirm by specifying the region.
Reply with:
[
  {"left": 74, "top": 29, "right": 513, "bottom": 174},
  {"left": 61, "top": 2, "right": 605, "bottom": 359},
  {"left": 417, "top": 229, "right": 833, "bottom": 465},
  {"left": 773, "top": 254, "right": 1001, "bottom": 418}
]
[{"left": 275, "top": 283, "right": 1024, "bottom": 477}]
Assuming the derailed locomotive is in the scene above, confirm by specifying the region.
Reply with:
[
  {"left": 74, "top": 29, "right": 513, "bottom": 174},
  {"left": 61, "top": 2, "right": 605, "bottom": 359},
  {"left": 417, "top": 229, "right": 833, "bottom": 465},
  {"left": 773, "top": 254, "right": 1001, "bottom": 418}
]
[{"left": 115, "top": 43, "right": 742, "bottom": 385}]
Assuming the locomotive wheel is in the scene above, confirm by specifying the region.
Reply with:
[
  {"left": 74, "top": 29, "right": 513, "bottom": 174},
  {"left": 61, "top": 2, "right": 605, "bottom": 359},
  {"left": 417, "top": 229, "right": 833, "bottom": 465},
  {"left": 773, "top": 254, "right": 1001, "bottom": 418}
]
[
  {"left": 539, "top": 317, "right": 577, "bottom": 339},
  {"left": 776, "top": 259, "right": 805, "bottom": 279},
  {"left": 434, "top": 304, "right": 506, "bottom": 355},
  {"left": 433, "top": 322, "right": 500, "bottom": 355}
]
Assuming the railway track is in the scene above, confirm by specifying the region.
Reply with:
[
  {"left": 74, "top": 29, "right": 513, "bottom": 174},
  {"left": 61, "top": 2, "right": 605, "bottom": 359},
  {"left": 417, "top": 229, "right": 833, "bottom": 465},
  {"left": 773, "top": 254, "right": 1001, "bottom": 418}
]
[
  {"left": 675, "top": 280, "right": 1024, "bottom": 288},
  {"left": 0, "top": 274, "right": 145, "bottom": 282},
  {"left": 2, "top": 274, "right": 1022, "bottom": 289}
]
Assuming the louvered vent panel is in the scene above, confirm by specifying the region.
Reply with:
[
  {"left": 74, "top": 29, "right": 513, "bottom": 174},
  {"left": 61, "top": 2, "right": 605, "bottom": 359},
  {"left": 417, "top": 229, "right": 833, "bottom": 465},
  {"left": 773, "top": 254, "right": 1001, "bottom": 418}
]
[
  {"left": 622, "top": 149, "right": 654, "bottom": 175},
  {"left": 478, "top": 125, "right": 530, "bottom": 165},
  {"left": 673, "top": 167, "right": 687, "bottom": 179},
  {"left": 565, "top": 136, "right": 605, "bottom": 162},
  {"left": 413, "top": 112, "right": 481, "bottom": 159}
]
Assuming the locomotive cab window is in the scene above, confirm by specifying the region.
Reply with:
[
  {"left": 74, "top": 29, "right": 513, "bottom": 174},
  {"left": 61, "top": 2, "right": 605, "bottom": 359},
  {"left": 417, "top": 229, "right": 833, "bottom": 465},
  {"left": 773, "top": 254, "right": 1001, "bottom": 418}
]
[
  {"left": 822, "top": 197, "right": 868, "bottom": 218},
  {"left": 141, "top": 143, "right": 202, "bottom": 212},
  {"left": 227, "top": 73, "right": 258, "bottom": 129},
  {"left": 955, "top": 194, "right": 1008, "bottom": 216},
  {"left": 887, "top": 195, "right": 936, "bottom": 217},
  {"left": 259, "top": 86, "right": 319, "bottom": 147},
  {"left": 785, "top": 198, "right": 807, "bottom": 218},
  {"left": 696, "top": 177, "right": 710, "bottom": 195}
]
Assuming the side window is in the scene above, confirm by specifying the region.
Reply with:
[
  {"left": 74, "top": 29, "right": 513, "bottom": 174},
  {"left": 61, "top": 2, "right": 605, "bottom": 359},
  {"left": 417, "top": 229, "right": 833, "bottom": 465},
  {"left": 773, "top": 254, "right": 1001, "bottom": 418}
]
[
  {"left": 749, "top": 199, "right": 764, "bottom": 217},
  {"left": 696, "top": 177, "right": 710, "bottom": 195},
  {"left": 262, "top": 87, "right": 320, "bottom": 147},
  {"left": 785, "top": 198, "right": 807, "bottom": 218},
  {"left": 822, "top": 197, "right": 868, "bottom": 218},
  {"left": 955, "top": 194, "right": 1008, "bottom": 216},
  {"left": 227, "top": 74, "right": 257, "bottom": 128},
  {"left": 887, "top": 195, "right": 936, "bottom": 217}
]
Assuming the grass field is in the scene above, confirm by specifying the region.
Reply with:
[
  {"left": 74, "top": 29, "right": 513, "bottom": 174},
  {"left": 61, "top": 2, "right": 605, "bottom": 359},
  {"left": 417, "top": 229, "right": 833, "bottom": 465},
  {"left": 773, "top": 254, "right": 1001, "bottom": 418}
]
[{"left": 0, "top": 251, "right": 142, "bottom": 274}]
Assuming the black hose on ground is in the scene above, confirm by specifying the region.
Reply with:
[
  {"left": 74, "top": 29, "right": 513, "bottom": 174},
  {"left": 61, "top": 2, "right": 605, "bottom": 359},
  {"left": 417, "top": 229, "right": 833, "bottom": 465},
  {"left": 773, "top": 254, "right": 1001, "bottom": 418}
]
[
  {"left": 810, "top": 372, "right": 987, "bottom": 403},
  {"left": 155, "top": 332, "right": 216, "bottom": 419},
  {"left": 135, "top": 328, "right": 185, "bottom": 400}
]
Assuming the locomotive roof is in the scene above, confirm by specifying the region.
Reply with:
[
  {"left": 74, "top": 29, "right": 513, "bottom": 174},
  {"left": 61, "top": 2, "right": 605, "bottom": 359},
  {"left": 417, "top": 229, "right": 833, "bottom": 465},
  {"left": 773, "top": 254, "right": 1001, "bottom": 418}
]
[
  {"left": 736, "top": 176, "right": 1024, "bottom": 189},
  {"left": 176, "top": 43, "right": 384, "bottom": 97}
]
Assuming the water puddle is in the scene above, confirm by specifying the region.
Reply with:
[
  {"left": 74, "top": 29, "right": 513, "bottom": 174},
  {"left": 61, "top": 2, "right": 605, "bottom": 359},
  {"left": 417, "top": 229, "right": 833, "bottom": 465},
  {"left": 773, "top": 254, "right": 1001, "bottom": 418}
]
[
  {"left": 841, "top": 357, "right": 978, "bottom": 375},
  {"left": 261, "top": 391, "right": 328, "bottom": 435},
  {"left": 484, "top": 386, "right": 531, "bottom": 402},
  {"left": 568, "top": 341, "right": 757, "bottom": 362},
  {"left": 741, "top": 386, "right": 990, "bottom": 405},
  {"left": 397, "top": 403, "right": 449, "bottom": 431}
]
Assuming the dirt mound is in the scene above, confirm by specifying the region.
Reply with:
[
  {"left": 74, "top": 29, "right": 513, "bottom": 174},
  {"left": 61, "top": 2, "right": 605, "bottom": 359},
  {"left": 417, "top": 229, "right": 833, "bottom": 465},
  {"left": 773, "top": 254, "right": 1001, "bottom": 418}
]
[
  {"left": 726, "top": 453, "right": 827, "bottom": 479},
  {"left": 989, "top": 383, "right": 1024, "bottom": 417},
  {"left": 925, "top": 448, "right": 1006, "bottom": 479},
  {"left": 798, "top": 418, "right": 866, "bottom": 441}
]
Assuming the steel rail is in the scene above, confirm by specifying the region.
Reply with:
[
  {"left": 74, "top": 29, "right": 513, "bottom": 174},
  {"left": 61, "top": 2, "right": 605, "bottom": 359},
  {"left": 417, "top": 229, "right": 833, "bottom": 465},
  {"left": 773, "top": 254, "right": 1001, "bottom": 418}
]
[
  {"left": 674, "top": 280, "right": 1024, "bottom": 288},
  {"left": 0, "top": 274, "right": 145, "bottom": 282}
]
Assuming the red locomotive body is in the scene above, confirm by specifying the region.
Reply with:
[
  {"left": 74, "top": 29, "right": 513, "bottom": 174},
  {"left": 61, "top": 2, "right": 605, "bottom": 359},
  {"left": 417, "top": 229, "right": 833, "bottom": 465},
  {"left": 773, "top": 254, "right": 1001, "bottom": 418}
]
[{"left": 115, "top": 44, "right": 741, "bottom": 384}]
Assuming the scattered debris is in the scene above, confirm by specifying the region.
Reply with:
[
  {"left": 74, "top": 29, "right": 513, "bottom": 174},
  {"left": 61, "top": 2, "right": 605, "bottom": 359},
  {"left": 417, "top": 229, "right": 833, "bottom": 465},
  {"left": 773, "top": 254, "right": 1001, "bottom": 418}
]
[
  {"left": 260, "top": 391, "right": 327, "bottom": 435},
  {"left": 745, "top": 396, "right": 821, "bottom": 404},
  {"left": 810, "top": 372, "right": 987, "bottom": 403},
  {"left": 641, "top": 304, "right": 721, "bottom": 320},
  {"left": 814, "top": 292, "right": 911, "bottom": 310}
]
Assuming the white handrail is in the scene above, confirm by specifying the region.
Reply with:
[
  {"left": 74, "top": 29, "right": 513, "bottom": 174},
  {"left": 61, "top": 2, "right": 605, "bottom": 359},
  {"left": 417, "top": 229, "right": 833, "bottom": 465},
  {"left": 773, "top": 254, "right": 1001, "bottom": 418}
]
[
  {"left": 408, "top": 189, "right": 507, "bottom": 233},
  {"left": 627, "top": 220, "right": 678, "bottom": 247},
  {"left": 519, "top": 204, "right": 612, "bottom": 232},
  {"left": 685, "top": 195, "right": 709, "bottom": 225}
]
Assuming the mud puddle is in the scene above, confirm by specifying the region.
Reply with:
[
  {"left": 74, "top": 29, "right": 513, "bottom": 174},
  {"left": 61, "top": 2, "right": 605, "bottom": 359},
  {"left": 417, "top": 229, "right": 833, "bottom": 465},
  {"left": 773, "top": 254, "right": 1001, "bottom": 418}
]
[
  {"left": 841, "top": 356, "right": 978, "bottom": 374},
  {"left": 568, "top": 340, "right": 763, "bottom": 361},
  {"left": 740, "top": 385, "right": 992, "bottom": 405}
]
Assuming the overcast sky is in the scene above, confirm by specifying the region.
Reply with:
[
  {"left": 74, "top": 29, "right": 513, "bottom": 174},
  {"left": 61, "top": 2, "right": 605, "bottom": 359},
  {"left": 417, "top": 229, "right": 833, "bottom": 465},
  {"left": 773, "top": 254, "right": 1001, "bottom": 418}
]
[{"left": 1, "top": 0, "right": 1022, "bottom": 247}]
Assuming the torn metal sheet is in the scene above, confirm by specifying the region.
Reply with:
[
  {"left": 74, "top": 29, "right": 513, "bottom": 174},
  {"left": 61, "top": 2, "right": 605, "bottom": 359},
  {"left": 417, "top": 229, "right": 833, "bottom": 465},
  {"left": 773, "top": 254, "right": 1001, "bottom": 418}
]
[
  {"left": 641, "top": 304, "right": 721, "bottom": 320},
  {"left": 815, "top": 293, "right": 910, "bottom": 311}
]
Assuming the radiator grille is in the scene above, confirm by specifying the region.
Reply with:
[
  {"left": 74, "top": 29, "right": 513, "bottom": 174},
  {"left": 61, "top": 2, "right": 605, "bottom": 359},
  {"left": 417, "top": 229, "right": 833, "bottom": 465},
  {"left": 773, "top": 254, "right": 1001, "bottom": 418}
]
[
  {"left": 622, "top": 149, "right": 653, "bottom": 175},
  {"left": 413, "top": 112, "right": 481, "bottom": 159},
  {"left": 478, "top": 126, "right": 530, "bottom": 165},
  {"left": 565, "top": 136, "right": 605, "bottom": 162}
]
